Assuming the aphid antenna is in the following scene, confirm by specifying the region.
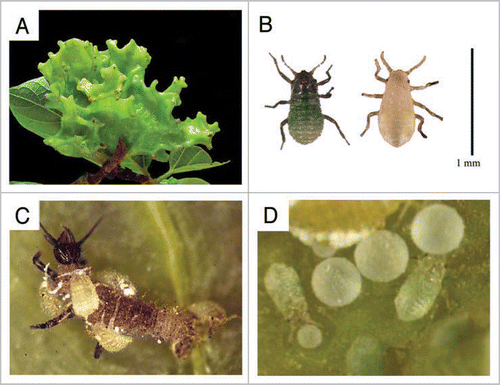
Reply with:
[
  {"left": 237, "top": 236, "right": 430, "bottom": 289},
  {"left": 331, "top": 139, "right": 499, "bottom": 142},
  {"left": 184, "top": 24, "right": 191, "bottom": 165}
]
[
  {"left": 267, "top": 53, "right": 293, "bottom": 84},
  {"left": 406, "top": 55, "right": 427, "bottom": 75},
  {"left": 280, "top": 55, "right": 298, "bottom": 76},
  {"left": 309, "top": 55, "right": 327, "bottom": 74}
]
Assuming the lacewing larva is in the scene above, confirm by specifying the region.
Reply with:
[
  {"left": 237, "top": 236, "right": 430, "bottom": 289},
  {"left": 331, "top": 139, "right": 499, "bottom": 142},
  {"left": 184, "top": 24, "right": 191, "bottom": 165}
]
[{"left": 30, "top": 218, "right": 235, "bottom": 360}]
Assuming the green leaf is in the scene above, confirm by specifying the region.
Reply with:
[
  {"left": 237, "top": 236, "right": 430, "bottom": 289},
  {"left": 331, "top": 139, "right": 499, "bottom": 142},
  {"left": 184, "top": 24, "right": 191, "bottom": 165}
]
[
  {"left": 9, "top": 76, "right": 62, "bottom": 138},
  {"left": 131, "top": 154, "right": 153, "bottom": 170},
  {"left": 157, "top": 177, "right": 209, "bottom": 185},
  {"left": 170, "top": 146, "right": 212, "bottom": 168},
  {"left": 159, "top": 177, "right": 179, "bottom": 185},
  {"left": 10, "top": 181, "right": 42, "bottom": 185},
  {"left": 156, "top": 147, "right": 229, "bottom": 182},
  {"left": 11, "top": 201, "right": 242, "bottom": 374},
  {"left": 175, "top": 177, "right": 210, "bottom": 185}
]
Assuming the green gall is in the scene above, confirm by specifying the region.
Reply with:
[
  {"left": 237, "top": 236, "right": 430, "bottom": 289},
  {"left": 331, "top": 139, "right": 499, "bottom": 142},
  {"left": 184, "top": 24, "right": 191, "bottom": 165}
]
[{"left": 14, "top": 38, "right": 220, "bottom": 175}]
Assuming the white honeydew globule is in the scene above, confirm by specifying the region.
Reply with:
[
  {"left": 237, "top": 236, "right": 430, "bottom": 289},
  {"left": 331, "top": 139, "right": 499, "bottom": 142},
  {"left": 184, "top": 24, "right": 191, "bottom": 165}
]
[
  {"left": 311, "top": 257, "right": 362, "bottom": 307},
  {"left": 354, "top": 230, "right": 409, "bottom": 282},
  {"left": 411, "top": 203, "right": 465, "bottom": 254},
  {"left": 296, "top": 324, "right": 322, "bottom": 349}
]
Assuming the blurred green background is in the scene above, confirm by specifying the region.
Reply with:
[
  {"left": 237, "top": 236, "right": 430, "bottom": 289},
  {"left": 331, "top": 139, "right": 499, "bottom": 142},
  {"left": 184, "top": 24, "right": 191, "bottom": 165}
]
[
  {"left": 258, "top": 200, "right": 490, "bottom": 376},
  {"left": 11, "top": 201, "right": 242, "bottom": 375}
]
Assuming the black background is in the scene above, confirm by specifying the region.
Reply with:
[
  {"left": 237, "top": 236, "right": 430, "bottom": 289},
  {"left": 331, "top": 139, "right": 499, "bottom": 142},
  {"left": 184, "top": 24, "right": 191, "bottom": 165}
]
[{"left": 10, "top": 10, "right": 242, "bottom": 184}]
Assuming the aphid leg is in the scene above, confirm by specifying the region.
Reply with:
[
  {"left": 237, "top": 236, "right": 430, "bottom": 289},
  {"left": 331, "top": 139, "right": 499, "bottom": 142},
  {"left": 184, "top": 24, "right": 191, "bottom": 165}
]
[
  {"left": 413, "top": 100, "right": 443, "bottom": 121},
  {"left": 309, "top": 55, "right": 327, "bottom": 75},
  {"left": 415, "top": 114, "right": 427, "bottom": 138},
  {"left": 94, "top": 342, "right": 103, "bottom": 359},
  {"left": 317, "top": 64, "right": 332, "bottom": 86},
  {"left": 30, "top": 306, "right": 75, "bottom": 329},
  {"left": 32, "top": 251, "right": 58, "bottom": 281},
  {"left": 318, "top": 87, "right": 334, "bottom": 99},
  {"left": 324, "top": 115, "right": 350, "bottom": 145},
  {"left": 265, "top": 99, "right": 290, "bottom": 109},
  {"left": 361, "top": 93, "right": 383, "bottom": 99},
  {"left": 268, "top": 53, "right": 293, "bottom": 83},
  {"left": 411, "top": 80, "right": 439, "bottom": 91},
  {"left": 280, "top": 118, "right": 289, "bottom": 150},
  {"left": 361, "top": 111, "right": 379, "bottom": 136}
]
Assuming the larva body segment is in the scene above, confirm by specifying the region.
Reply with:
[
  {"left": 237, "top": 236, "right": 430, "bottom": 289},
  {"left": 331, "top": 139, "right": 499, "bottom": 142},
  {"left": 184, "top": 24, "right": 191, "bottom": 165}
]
[
  {"left": 361, "top": 52, "right": 443, "bottom": 147},
  {"left": 87, "top": 283, "right": 199, "bottom": 360}
]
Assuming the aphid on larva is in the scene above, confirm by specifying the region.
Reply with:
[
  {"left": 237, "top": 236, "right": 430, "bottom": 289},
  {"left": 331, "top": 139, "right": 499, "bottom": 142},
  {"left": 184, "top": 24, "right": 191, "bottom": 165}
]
[
  {"left": 289, "top": 200, "right": 401, "bottom": 257},
  {"left": 394, "top": 255, "right": 447, "bottom": 322},
  {"left": 263, "top": 263, "right": 311, "bottom": 323},
  {"left": 265, "top": 53, "right": 350, "bottom": 149},
  {"left": 361, "top": 51, "right": 443, "bottom": 147},
  {"left": 30, "top": 219, "right": 233, "bottom": 360}
]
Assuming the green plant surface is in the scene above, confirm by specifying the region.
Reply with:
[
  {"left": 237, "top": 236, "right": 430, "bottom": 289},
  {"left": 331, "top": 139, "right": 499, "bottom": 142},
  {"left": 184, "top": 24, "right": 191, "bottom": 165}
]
[
  {"left": 258, "top": 200, "right": 489, "bottom": 376},
  {"left": 11, "top": 201, "right": 242, "bottom": 375},
  {"left": 9, "top": 76, "right": 61, "bottom": 137},
  {"left": 9, "top": 39, "right": 228, "bottom": 184}
]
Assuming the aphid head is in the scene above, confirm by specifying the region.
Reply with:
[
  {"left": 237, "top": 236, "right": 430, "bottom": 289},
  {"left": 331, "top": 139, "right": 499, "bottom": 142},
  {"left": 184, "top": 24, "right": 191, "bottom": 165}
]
[
  {"left": 293, "top": 70, "right": 318, "bottom": 94},
  {"left": 40, "top": 218, "right": 103, "bottom": 266},
  {"left": 390, "top": 70, "right": 410, "bottom": 86}
]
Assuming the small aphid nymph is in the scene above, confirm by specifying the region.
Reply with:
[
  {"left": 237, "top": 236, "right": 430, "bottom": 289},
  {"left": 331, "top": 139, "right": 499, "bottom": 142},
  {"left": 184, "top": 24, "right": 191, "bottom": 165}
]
[
  {"left": 30, "top": 219, "right": 233, "bottom": 360},
  {"left": 265, "top": 53, "right": 350, "bottom": 149},
  {"left": 361, "top": 51, "right": 443, "bottom": 147}
]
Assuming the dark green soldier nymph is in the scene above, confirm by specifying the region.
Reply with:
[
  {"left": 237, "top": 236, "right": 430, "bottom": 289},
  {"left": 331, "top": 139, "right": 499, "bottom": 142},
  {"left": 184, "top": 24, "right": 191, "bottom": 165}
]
[{"left": 265, "top": 53, "right": 350, "bottom": 150}]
